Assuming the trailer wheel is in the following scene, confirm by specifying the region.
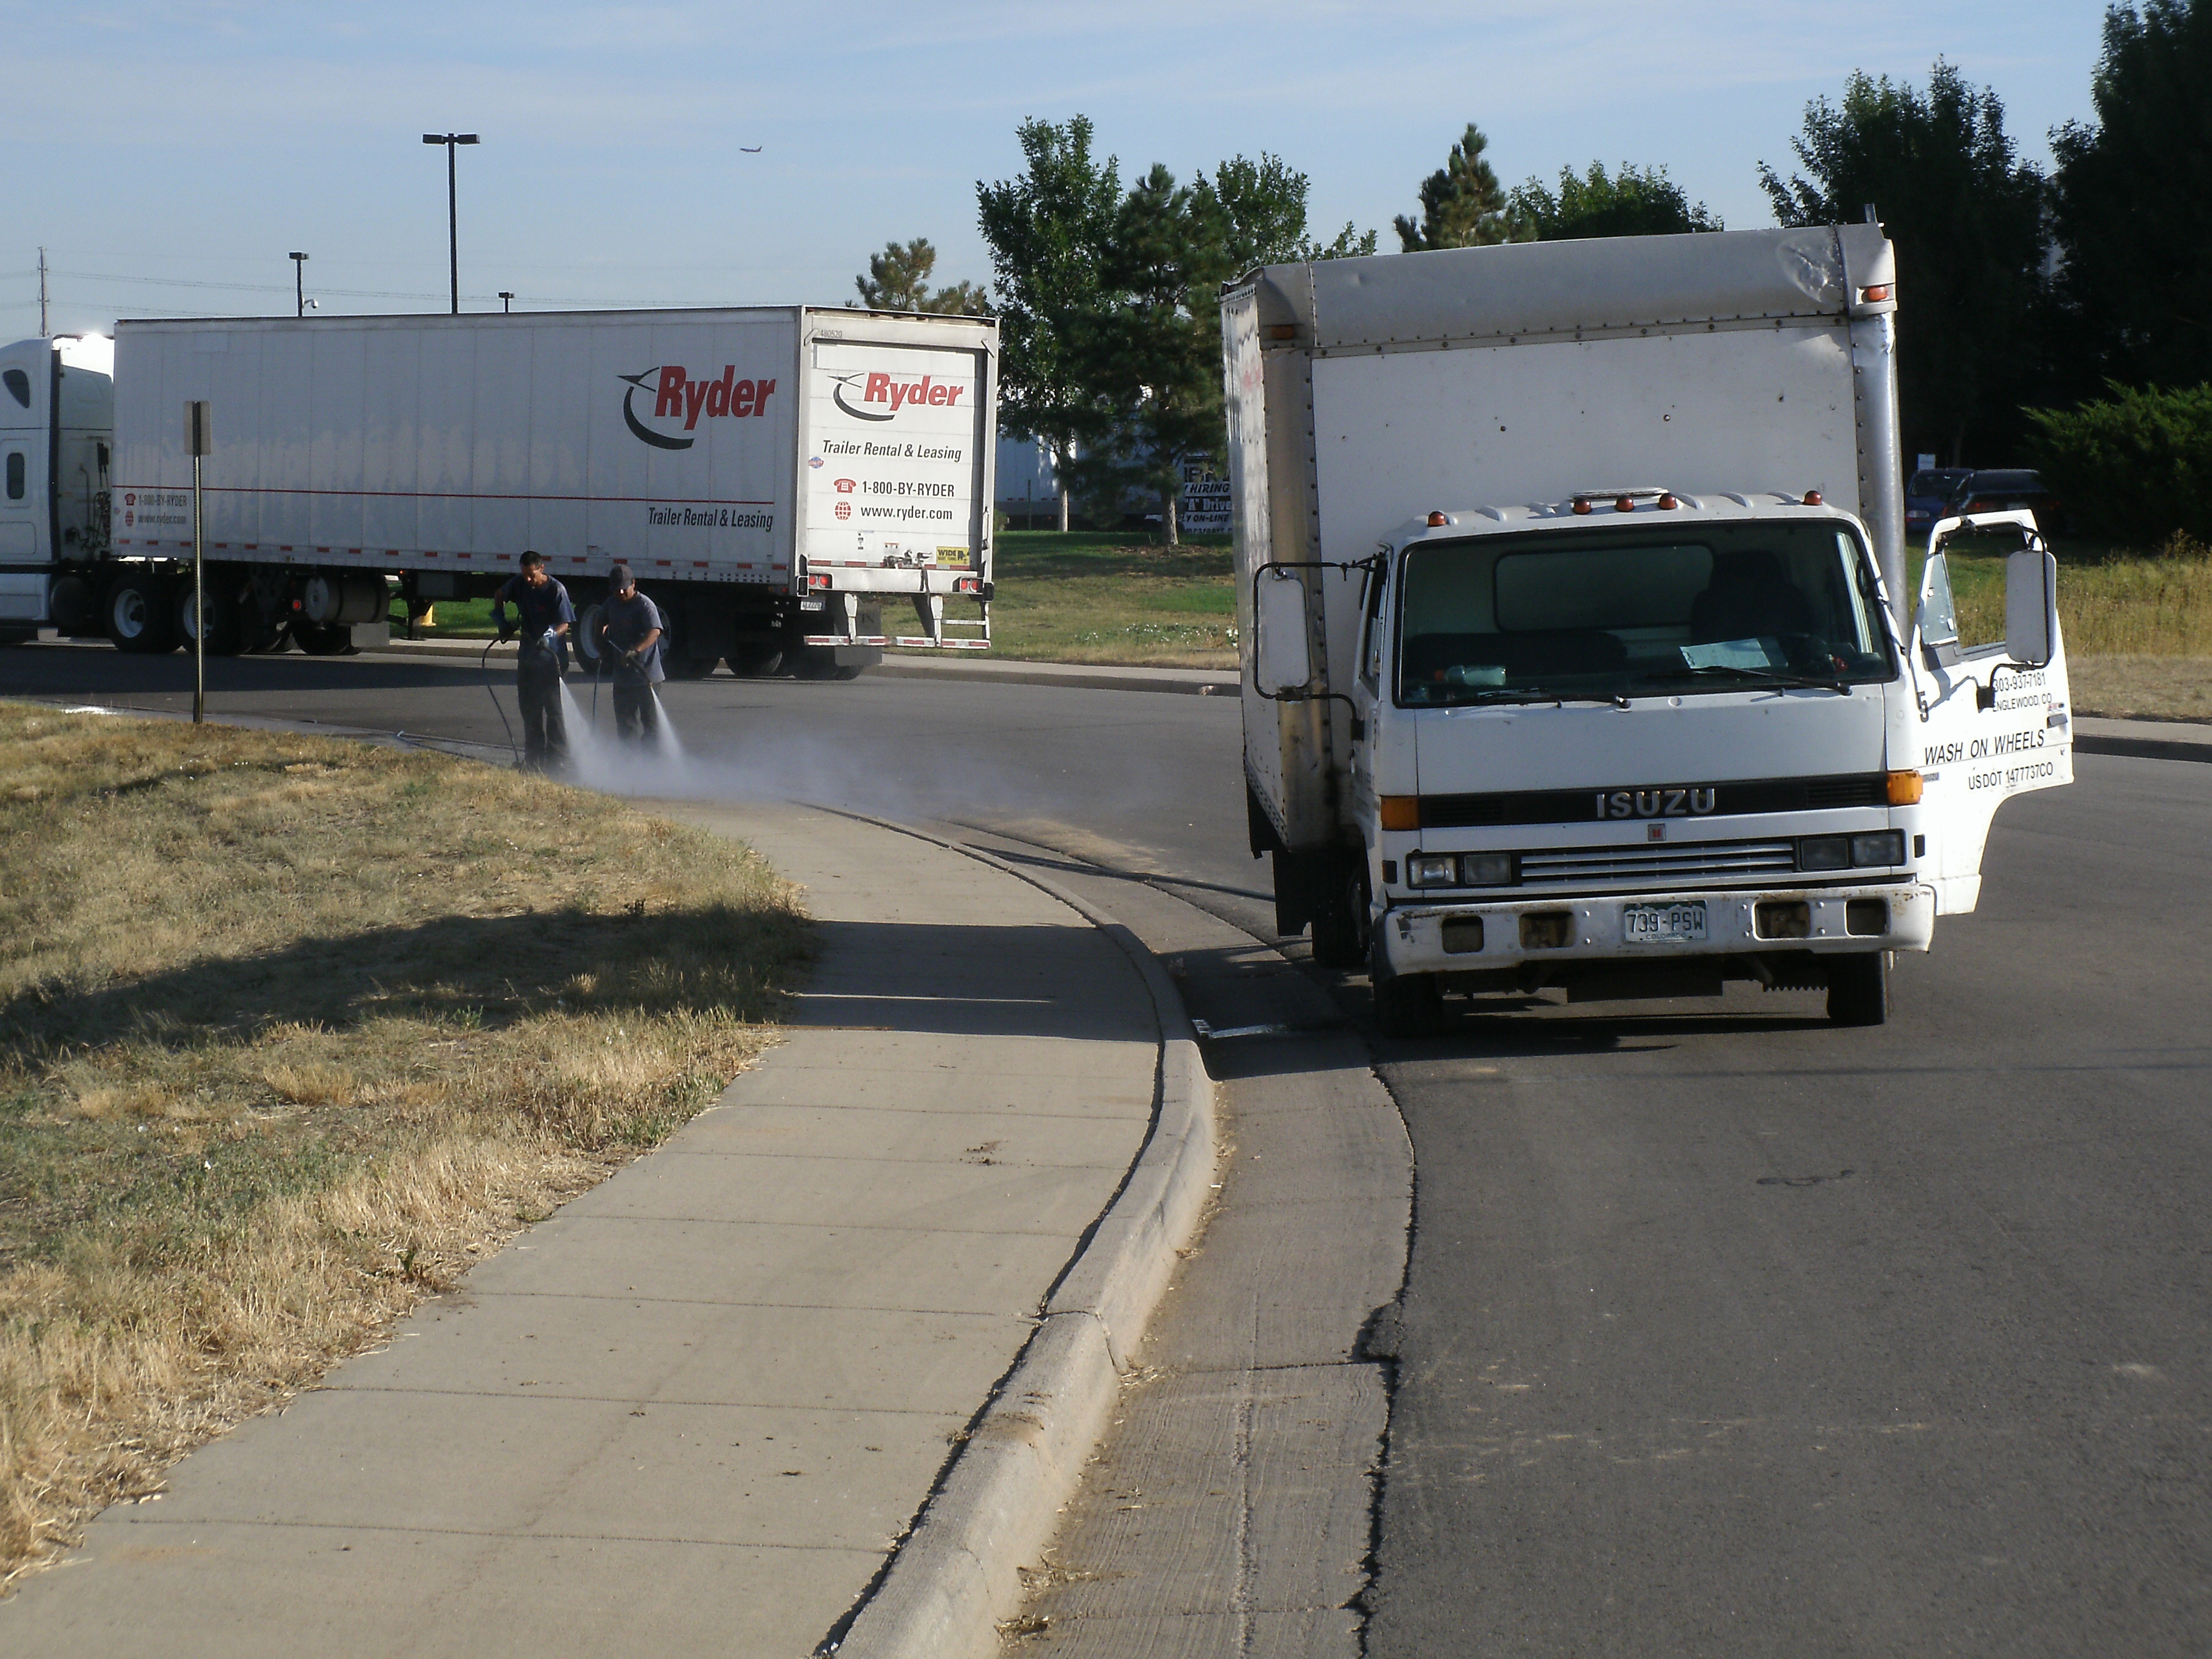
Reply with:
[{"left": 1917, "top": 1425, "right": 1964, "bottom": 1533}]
[
  {"left": 662, "top": 651, "right": 718, "bottom": 680},
  {"left": 176, "top": 577, "right": 243, "bottom": 657},
  {"left": 574, "top": 602, "right": 606, "bottom": 668},
  {"left": 729, "top": 645, "right": 784, "bottom": 678},
  {"left": 790, "top": 646, "right": 843, "bottom": 680},
  {"left": 296, "top": 621, "right": 354, "bottom": 656},
  {"left": 1826, "top": 953, "right": 1888, "bottom": 1027},
  {"left": 1371, "top": 938, "right": 1443, "bottom": 1037},
  {"left": 106, "top": 571, "right": 176, "bottom": 654}
]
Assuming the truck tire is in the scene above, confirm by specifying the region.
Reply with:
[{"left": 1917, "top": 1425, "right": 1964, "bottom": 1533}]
[
  {"left": 176, "top": 577, "right": 243, "bottom": 657},
  {"left": 1371, "top": 938, "right": 1443, "bottom": 1037},
  {"left": 663, "top": 651, "right": 718, "bottom": 680},
  {"left": 574, "top": 601, "right": 607, "bottom": 668},
  {"left": 1826, "top": 953, "right": 1888, "bottom": 1027},
  {"left": 1310, "top": 854, "right": 1370, "bottom": 970},
  {"left": 295, "top": 620, "right": 354, "bottom": 656},
  {"left": 729, "top": 645, "right": 783, "bottom": 678},
  {"left": 106, "top": 571, "right": 175, "bottom": 654},
  {"left": 790, "top": 646, "right": 843, "bottom": 680}
]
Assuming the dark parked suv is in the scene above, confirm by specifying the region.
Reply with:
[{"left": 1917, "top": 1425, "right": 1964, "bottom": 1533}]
[{"left": 1943, "top": 469, "right": 2066, "bottom": 534}]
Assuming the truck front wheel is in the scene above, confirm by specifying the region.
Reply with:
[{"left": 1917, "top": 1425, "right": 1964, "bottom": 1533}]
[
  {"left": 1826, "top": 953, "right": 1889, "bottom": 1027},
  {"left": 106, "top": 571, "right": 175, "bottom": 654},
  {"left": 1310, "top": 855, "right": 1370, "bottom": 970},
  {"left": 1371, "top": 937, "right": 1443, "bottom": 1037}
]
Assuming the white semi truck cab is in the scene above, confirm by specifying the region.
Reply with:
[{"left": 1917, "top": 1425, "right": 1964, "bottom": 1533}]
[{"left": 1224, "top": 227, "right": 2071, "bottom": 1031}]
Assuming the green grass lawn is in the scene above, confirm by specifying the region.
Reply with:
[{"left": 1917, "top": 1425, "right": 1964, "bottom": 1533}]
[{"left": 390, "top": 534, "right": 1241, "bottom": 668}]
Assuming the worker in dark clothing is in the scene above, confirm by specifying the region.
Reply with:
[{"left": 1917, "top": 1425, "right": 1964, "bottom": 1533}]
[
  {"left": 594, "top": 563, "right": 665, "bottom": 743},
  {"left": 492, "top": 550, "right": 575, "bottom": 771}
]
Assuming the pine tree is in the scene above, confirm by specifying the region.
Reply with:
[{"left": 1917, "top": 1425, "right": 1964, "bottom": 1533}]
[
  {"left": 851, "top": 238, "right": 989, "bottom": 315},
  {"left": 1395, "top": 124, "right": 1527, "bottom": 251}
]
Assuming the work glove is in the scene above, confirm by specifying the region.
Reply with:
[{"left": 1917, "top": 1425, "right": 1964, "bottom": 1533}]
[
  {"left": 496, "top": 618, "right": 514, "bottom": 642},
  {"left": 622, "top": 648, "right": 643, "bottom": 670},
  {"left": 540, "top": 627, "right": 560, "bottom": 652}
]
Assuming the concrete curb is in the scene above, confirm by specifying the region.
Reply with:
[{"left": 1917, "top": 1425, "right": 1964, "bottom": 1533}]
[
  {"left": 821, "top": 813, "right": 1218, "bottom": 1659},
  {"left": 2075, "top": 731, "right": 2212, "bottom": 765}
]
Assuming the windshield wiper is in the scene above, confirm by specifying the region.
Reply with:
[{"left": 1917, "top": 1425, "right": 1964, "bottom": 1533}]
[{"left": 1646, "top": 663, "right": 1852, "bottom": 694}]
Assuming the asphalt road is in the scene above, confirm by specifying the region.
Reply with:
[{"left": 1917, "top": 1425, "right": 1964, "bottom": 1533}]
[{"left": 7, "top": 643, "right": 2206, "bottom": 1655}]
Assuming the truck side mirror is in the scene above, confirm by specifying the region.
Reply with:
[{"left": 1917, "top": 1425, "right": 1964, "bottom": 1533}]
[
  {"left": 2004, "top": 547, "right": 2055, "bottom": 668},
  {"left": 1254, "top": 569, "right": 1313, "bottom": 695}
]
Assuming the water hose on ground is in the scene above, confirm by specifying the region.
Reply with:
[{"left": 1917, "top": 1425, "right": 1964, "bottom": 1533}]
[{"left": 482, "top": 637, "right": 520, "bottom": 766}]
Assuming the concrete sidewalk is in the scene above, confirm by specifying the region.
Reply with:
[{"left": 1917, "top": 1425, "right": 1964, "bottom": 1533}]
[{"left": 2, "top": 805, "right": 1167, "bottom": 1657}]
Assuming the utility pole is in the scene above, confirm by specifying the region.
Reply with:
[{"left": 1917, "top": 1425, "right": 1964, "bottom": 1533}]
[
  {"left": 38, "top": 248, "right": 48, "bottom": 337},
  {"left": 290, "top": 251, "right": 309, "bottom": 317},
  {"left": 422, "top": 132, "right": 480, "bottom": 313}
]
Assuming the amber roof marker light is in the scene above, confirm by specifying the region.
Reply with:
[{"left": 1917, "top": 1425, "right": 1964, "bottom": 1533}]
[{"left": 1803, "top": 490, "right": 1824, "bottom": 506}]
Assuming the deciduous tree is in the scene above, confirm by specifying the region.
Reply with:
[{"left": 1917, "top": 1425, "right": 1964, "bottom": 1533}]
[
  {"left": 2048, "top": 0, "right": 2212, "bottom": 391},
  {"left": 1509, "top": 162, "right": 1721, "bottom": 240},
  {"left": 977, "top": 117, "right": 1122, "bottom": 532},
  {"left": 1760, "top": 62, "right": 2047, "bottom": 466}
]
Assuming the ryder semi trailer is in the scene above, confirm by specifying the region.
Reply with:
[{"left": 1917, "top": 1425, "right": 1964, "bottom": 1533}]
[
  {"left": 0, "top": 307, "right": 997, "bottom": 677},
  {"left": 1227, "top": 225, "right": 2071, "bottom": 1031}
]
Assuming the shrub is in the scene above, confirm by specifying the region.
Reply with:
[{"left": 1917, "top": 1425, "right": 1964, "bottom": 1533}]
[{"left": 2022, "top": 382, "right": 2212, "bottom": 549}]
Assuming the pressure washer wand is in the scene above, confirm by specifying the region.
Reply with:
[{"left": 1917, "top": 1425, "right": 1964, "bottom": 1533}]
[{"left": 482, "top": 636, "right": 520, "bottom": 766}]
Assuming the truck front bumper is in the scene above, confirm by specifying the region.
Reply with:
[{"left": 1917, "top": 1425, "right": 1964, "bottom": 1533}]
[{"left": 1376, "top": 880, "right": 1936, "bottom": 979}]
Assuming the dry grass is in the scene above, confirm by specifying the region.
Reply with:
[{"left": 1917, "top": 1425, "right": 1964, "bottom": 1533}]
[
  {"left": 1923, "top": 532, "right": 2212, "bottom": 721},
  {"left": 0, "top": 703, "right": 808, "bottom": 1587}
]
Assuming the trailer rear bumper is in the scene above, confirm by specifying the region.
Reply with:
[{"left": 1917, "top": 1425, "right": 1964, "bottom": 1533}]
[{"left": 1376, "top": 880, "right": 1937, "bottom": 978}]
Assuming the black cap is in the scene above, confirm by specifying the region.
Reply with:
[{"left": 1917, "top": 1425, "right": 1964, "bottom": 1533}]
[{"left": 609, "top": 563, "right": 634, "bottom": 591}]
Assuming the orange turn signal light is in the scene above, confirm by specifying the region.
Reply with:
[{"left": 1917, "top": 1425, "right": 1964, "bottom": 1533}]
[
  {"left": 1378, "top": 796, "right": 1421, "bottom": 832},
  {"left": 1886, "top": 770, "right": 1923, "bottom": 806},
  {"left": 1861, "top": 284, "right": 1892, "bottom": 302}
]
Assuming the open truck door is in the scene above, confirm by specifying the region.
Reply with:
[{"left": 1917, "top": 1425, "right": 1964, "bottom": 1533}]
[{"left": 1906, "top": 510, "right": 2073, "bottom": 913}]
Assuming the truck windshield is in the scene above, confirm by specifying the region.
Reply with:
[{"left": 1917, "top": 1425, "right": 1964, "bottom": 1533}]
[{"left": 1396, "top": 523, "right": 1893, "bottom": 706}]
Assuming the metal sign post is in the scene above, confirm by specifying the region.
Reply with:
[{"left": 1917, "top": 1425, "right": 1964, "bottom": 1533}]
[{"left": 186, "top": 401, "right": 212, "bottom": 723}]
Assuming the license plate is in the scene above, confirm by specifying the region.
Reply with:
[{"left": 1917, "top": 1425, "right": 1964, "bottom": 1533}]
[{"left": 1621, "top": 902, "right": 1707, "bottom": 944}]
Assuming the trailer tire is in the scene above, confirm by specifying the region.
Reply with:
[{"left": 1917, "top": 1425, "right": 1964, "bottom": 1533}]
[
  {"left": 1371, "top": 938, "right": 1443, "bottom": 1037},
  {"left": 176, "top": 577, "right": 243, "bottom": 657},
  {"left": 296, "top": 621, "right": 354, "bottom": 656},
  {"left": 729, "top": 645, "right": 783, "bottom": 678},
  {"left": 106, "top": 571, "right": 175, "bottom": 654},
  {"left": 663, "top": 651, "right": 718, "bottom": 680},
  {"left": 574, "top": 602, "right": 607, "bottom": 669},
  {"left": 1826, "top": 953, "right": 1888, "bottom": 1027},
  {"left": 790, "top": 646, "right": 843, "bottom": 680}
]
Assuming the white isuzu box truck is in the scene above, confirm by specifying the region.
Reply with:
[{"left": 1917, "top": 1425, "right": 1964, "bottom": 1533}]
[
  {"left": 1226, "top": 225, "right": 2070, "bottom": 1031},
  {"left": 0, "top": 307, "right": 997, "bottom": 678}
]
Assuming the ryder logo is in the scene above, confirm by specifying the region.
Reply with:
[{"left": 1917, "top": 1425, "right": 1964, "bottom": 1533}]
[
  {"left": 617, "top": 367, "right": 778, "bottom": 451},
  {"left": 828, "top": 370, "right": 968, "bottom": 424}
]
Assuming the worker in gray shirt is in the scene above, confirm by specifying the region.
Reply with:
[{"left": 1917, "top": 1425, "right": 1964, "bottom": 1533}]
[{"left": 595, "top": 564, "right": 666, "bottom": 743}]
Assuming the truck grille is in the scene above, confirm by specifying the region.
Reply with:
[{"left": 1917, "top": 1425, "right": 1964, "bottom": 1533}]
[{"left": 1517, "top": 837, "right": 1798, "bottom": 891}]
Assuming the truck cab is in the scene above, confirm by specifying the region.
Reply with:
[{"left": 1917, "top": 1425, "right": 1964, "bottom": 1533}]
[
  {"left": 1285, "top": 494, "right": 2067, "bottom": 1030},
  {"left": 0, "top": 337, "right": 113, "bottom": 634}
]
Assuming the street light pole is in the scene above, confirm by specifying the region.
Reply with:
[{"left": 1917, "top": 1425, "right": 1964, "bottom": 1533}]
[
  {"left": 290, "top": 252, "right": 308, "bottom": 317},
  {"left": 498, "top": 291, "right": 514, "bottom": 314},
  {"left": 421, "top": 132, "right": 480, "bottom": 313}
]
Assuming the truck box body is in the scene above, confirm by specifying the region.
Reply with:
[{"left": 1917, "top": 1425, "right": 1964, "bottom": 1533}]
[
  {"left": 2, "top": 306, "right": 996, "bottom": 667},
  {"left": 1224, "top": 228, "right": 2070, "bottom": 1027}
]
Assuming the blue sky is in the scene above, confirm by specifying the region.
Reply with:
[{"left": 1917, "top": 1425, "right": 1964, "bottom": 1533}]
[{"left": 7, "top": 1, "right": 2107, "bottom": 339}]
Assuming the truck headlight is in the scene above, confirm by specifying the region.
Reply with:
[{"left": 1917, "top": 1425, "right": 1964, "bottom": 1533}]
[
  {"left": 1407, "top": 853, "right": 1458, "bottom": 888},
  {"left": 1798, "top": 836, "right": 1850, "bottom": 871},
  {"left": 1459, "top": 852, "right": 1515, "bottom": 886},
  {"left": 1849, "top": 830, "right": 1905, "bottom": 867}
]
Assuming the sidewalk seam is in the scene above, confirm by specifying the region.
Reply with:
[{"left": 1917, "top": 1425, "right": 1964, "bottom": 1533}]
[{"left": 815, "top": 810, "right": 1219, "bottom": 1659}]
